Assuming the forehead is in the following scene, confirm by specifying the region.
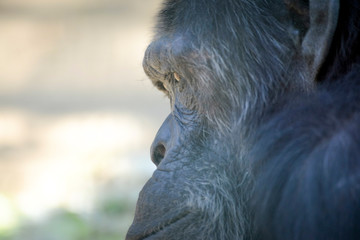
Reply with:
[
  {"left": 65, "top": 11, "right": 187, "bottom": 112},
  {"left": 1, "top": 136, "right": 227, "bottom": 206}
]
[
  {"left": 156, "top": 1, "right": 243, "bottom": 36},
  {"left": 155, "top": 0, "right": 284, "bottom": 48}
]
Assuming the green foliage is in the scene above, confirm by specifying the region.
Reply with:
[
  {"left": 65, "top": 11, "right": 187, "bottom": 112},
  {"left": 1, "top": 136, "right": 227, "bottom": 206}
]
[{"left": 1, "top": 197, "right": 135, "bottom": 240}]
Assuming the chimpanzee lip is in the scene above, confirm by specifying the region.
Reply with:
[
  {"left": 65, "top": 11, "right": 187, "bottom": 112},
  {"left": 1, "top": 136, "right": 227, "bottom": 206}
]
[{"left": 128, "top": 211, "right": 191, "bottom": 240}]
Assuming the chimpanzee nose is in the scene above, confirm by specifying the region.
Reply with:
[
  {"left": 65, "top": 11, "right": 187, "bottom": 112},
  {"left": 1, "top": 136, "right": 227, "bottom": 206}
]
[
  {"left": 151, "top": 142, "right": 166, "bottom": 166},
  {"left": 150, "top": 115, "right": 172, "bottom": 166}
]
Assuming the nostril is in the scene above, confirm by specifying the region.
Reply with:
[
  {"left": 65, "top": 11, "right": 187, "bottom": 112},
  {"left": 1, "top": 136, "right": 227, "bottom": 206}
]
[{"left": 151, "top": 144, "right": 166, "bottom": 166}]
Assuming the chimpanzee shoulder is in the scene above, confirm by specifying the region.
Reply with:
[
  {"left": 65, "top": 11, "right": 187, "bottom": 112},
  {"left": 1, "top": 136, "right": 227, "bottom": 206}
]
[{"left": 251, "top": 66, "right": 360, "bottom": 240}]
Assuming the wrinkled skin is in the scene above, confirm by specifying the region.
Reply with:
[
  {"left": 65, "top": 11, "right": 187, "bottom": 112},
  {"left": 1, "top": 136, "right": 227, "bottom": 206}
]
[{"left": 127, "top": 0, "right": 360, "bottom": 239}]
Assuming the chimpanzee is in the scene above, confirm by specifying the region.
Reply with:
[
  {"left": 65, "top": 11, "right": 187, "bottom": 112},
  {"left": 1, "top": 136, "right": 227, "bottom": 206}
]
[{"left": 126, "top": 0, "right": 360, "bottom": 239}]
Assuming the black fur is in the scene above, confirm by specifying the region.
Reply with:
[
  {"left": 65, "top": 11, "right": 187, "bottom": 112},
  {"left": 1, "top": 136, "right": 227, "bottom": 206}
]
[
  {"left": 251, "top": 2, "right": 360, "bottom": 239},
  {"left": 251, "top": 70, "right": 360, "bottom": 239}
]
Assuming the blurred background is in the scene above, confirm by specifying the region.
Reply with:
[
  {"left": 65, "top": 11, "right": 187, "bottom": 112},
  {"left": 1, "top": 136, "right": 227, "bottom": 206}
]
[{"left": 0, "top": 0, "right": 168, "bottom": 239}]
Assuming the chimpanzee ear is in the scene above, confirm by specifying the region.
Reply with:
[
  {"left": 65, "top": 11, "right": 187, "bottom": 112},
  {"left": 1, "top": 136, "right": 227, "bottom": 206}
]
[{"left": 301, "top": 0, "right": 339, "bottom": 79}]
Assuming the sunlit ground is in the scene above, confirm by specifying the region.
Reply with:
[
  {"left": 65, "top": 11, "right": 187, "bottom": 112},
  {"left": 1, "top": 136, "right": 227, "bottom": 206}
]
[{"left": 0, "top": 0, "right": 166, "bottom": 239}]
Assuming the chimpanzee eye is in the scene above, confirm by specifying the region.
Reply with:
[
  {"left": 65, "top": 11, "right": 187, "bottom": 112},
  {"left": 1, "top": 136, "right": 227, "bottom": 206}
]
[
  {"left": 173, "top": 72, "right": 180, "bottom": 82},
  {"left": 161, "top": 72, "right": 179, "bottom": 93},
  {"left": 155, "top": 81, "right": 166, "bottom": 92}
]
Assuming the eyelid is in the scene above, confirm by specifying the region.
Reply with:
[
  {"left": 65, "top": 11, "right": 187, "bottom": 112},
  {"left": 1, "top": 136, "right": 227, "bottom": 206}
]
[
  {"left": 154, "top": 81, "right": 167, "bottom": 92},
  {"left": 154, "top": 71, "right": 181, "bottom": 95},
  {"left": 163, "top": 82, "right": 171, "bottom": 92}
]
